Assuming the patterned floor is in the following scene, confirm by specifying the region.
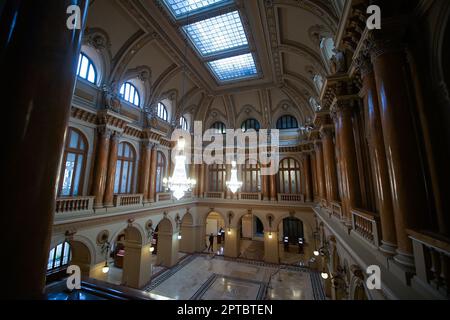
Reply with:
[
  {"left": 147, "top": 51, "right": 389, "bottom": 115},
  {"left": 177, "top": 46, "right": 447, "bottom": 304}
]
[{"left": 144, "top": 254, "right": 325, "bottom": 300}]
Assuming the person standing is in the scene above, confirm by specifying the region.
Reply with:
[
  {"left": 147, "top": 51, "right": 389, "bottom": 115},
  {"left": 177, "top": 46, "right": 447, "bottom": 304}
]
[{"left": 208, "top": 233, "right": 214, "bottom": 252}]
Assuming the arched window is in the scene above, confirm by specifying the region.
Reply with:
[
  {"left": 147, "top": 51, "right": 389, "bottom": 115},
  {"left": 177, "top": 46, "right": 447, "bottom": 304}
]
[
  {"left": 320, "top": 37, "right": 335, "bottom": 61},
  {"left": 77, "top": 52, "right": 97, "bottom": 84},
  {"left": 276, "top": 115, "right": 298, "bottom": 130},
  {"left": 209, "top": 164, "right": 226, "bottom": 192},
  {"left": 47, "top": 242, "right": 71, "bottom": 271},
  {"left": 180, "top": 116, "right": 188, "bottom": 131},
  {"left": 158, "top": 103, "right": 168, "bottom": 121},
  {"left": 114, "top": 142, "right": 136, "bottom": 194},
  {"left": 242, "top": 160, "right": 261, "bottom": 193},
  {"left": 309, "top": 97, "right": 322, "bottom": 112},
  {"left": 58, "top": 128, "right": 87, "bottom": 197},
  {"left": 314, "top": 74, "right": 324, "bottom": 92},
  {"left": 278, "top": 158, "right": 301, "bottom": 194},
  {"left": 211, "top": 121, "right": 226, "bottom": 134},
  {"left": 119, "top": 82, "right": 140, "bottom": 107},
  {"left": 155, "top": 151, "right": 166, "bottom": 193},
  {"left": 241, "top": 118, "right": 260, "bottom": 132}
]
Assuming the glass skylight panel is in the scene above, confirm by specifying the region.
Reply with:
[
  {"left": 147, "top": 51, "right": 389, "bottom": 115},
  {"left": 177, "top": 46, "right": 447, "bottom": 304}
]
[
  {"left": 183, "top": 11, "right": 248, "bottom": 56},
  {"left": 162, "top": 0, "right": 230, "bottom": 18},
  {"left": 208, "top": 53, "right": 257, "bottom": 82}
]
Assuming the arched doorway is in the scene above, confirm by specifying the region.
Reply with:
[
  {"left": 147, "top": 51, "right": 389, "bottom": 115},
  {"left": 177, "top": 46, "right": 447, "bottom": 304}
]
[
  {"left": 179, "top": 212, "right": 195, "bottom": 254},
  {"left": 278, "top": 217, "right": 305, "bottom": 265},
  {"left": 238, "top": 214, "right": 265, "bottom": 260},
  {"left": 155, "top": 218, "right": 179, "bottom": 268},
  {"left": 204, "top": 211, "right": 225, "bottom": 255}
]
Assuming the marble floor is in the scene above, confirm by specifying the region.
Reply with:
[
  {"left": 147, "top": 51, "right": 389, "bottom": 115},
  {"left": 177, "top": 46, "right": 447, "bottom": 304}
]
[{"left": 144, "top": 255, "right": 325, "bottom": 300}]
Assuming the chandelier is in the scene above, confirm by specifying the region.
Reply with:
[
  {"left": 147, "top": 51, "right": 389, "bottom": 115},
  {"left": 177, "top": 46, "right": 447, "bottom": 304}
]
[
  {"left": 226, "top": 161, "right": 242, "bottom": 194},
  {"left": 163, "top": 137, "right": 196, "bottom": 200}
]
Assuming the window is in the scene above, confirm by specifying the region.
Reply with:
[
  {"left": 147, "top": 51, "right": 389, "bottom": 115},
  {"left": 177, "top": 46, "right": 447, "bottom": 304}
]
[
  {"left": 211, "top": 122, "right": 226, "bottom": 134},
  {"left": 155, "top": 151, "right": 166, "bottom": 193},
  {"left": 241, "top": 118, "right": 260, "bottom": 132},
  {"left": 208, "top": 53, "right": 258, "bottom": 82},
  {"left": 119, "top": 82, "right": 140, "bottom": 107},
  {"left": 47, "top": 242, "right": 71, "bottom": 272},
  {"left": 158, "top": 103, "right": 168, "bottom": 121},
  {"left": 278, "top": 158, "right": 301, "bottom": 194},
  {"left": 161, "top": 0, "right": 231, "bottom": 19},
  {"left": 160, "top": 0, "right": 260, "bottom": 84},
  {"left": 180, "top": 116, "right": 188, "bottom": 131},
  {"left": 182, "top": 11, "right": 248, "bottom": 57},
  {"left": 209, "top": 164, "right": 226, "bottom": 192},
  {"left": 276, "top": 115, "right": 298, "bottom": 130},
  {"left": 77, "top": 53, "right": 97, "bottom": 84},
  {"left": 320, "top": 37, "right": 336, "bottom": 61},
  {"left": 314, "top": 74, "right": 324, "bottom": 92},
  {"left": 242, "top": 160, "right": 260, "bottom": 193},
  {"left": 309, "top": 97, "right": 321, "bottom": 112},
  {"left": 58, "top": 128, "right": 87, "bottom": 197},
  {"left": 114, "top": 142, "right": 136, "bottom": 194}
]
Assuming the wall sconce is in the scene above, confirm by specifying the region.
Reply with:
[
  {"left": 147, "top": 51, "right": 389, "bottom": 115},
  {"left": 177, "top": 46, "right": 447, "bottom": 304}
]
[
  {"left": 267, "top": 215, "right": 274, "bottom": 240},
  {"left": 227, "top": 212, "right": 233, "bottom": 235}
]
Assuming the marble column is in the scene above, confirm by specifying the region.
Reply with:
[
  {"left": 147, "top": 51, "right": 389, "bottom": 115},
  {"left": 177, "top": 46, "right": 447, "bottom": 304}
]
[
  {"left": 92, "top": 128, "right": 111, "bottom": 208},
  {"left": 333, "top": 102, "right": 361, "bottom": 221},
  {"left": 321, "top": 126, "right": 339, "bottom": 203},
  {"left": 148, "top": 145, "right": 157, "bottom": 202},
  {"left": 311, "top": 152, "right": 318, "bottom": 199},
  {"left": 314, "top": 141, "right": 326, "bottom": 203},
  {"left": 302, "top": 154, "right": 313, "bottom": 203},
  {"left": 370, "top": 34, "right": 428, "bottom": 266},
  {"left": 139, "top": 142, "right": 152, "bottom": 203},
  {"left": 225, "top": 164, "right": 232, "bottom": 199},
  {"left": 261, "top": 164, "right": 270, "bottom": 201},
  {"left": 103, "top": 133, "right": 120, "bottom": 207},
  {"left": 269, "top": 173, "right": 277, "bottom": 201},
  {"left": 0, "top": 0, "right": 89, "bottom": 299},
  {"left": 359, "top": 56, "right": 397, "bottom": 255}
]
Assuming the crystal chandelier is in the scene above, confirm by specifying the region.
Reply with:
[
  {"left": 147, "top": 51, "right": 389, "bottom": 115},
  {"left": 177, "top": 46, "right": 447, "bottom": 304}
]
[
  {"left": 163, "top": 137, "right": 196, "bottom": 200},
  {"left": 226, "top": 161, "right": 242, "bottom": 194}
]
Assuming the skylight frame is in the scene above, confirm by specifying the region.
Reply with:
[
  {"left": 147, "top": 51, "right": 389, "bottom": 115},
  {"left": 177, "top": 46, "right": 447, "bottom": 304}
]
[
  {"left": 160, "top": 0, "right": 234, "bottom": 20},
  {"left": 207, "top": 52, "right": 260, "bottom": 83},
  {"left": 181, "top": 10, "right": 249, "bottom": 58}
]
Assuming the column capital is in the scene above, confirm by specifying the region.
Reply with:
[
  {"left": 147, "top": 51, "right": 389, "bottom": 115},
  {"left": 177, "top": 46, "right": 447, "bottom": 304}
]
[{"left": 320, "top": 125, "right": 335, "bottom": 139}]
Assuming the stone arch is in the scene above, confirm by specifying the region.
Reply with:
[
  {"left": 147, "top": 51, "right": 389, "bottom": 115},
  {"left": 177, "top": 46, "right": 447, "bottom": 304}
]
[
  {"left": 69, "top": 235, "right": 95, "bottom": 277},
  {"left": 155, "top": 217, "right": 179, "bottom": 267}
]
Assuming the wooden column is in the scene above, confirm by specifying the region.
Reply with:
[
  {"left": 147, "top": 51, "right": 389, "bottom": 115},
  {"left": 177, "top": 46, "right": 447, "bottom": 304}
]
[
  {"left": 92, "top": 128, "right": 111, "bottom": 208},
  {"left": 261, "top": 164, "right": 270, "bottom": 200},
  {"left": 321, "top": 126, "right": 339, "bottom": 203},
  {"left": 269, "top": 173, "right": 277, "bottom": 201},
  {"left": 311, "top": 151, "right": 318, "bottom": 199},
  {"left": 314, "top": 141, "right": 326, "bottom": 202},
  {"left": 302, "top": 153, "right": 313, "bottom": 202},
  {"left": 103, "top": 133, "right": 120, "bottom": 207},
  {"left": 332, "top": 102, "right": 361, "bottom": 221},
  {"left": 359, "top": 55, "right": 397, "bottom": 255},
  {"left": 148, "top": 145, "right": 157, "bottom": 202},
  {"left": 139, "top": 141, "right": 152, "bottom": 203},
  {"left": 370, "top": 31, "right": 428, "bottom": 266},
  {"left": 0, "top": 0, "right": 89, "bottom": 299}
]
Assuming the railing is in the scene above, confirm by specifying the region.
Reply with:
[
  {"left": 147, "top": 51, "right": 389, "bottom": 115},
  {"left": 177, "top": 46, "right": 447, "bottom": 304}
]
[
  {"left": 238, "top": 192, "right": 262, "bottom": 201},
  {"left": 330, "top": 201, "right": 343, "bottom": 220},
  {"left": 278, "top": 194, "right": 304, "bottom": 202},
  {"left": 408, "top": 230, "right": 450, "bottom": 297},
  {"left": 204, "top": 192, "right": 225, "bottom": 199},
  {"left": 55, "top": 196, "right": 95, "bottom": 214},
  {"left": 156, "top": 193, "right": 172, "bottom": 202},
  {"left": 351, "top": 209, "right": 380, "bottom": 246},
  {"left": 113, "top": 194, "right": 143, "bottom": 207}
]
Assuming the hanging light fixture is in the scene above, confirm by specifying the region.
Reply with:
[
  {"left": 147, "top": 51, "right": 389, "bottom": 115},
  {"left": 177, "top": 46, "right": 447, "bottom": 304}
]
[
  {"left": 163, "top": 137, "right": 196, "bottom": 200},
  {"left": 226, "top": 161, "right": 242, "bottom": 193}
]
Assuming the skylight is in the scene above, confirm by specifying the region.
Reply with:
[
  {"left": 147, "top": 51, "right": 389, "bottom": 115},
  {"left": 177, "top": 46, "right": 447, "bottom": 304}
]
[
  {"left": 162, "top": 0, "right": 231, "bottom": 19},
  {"left": 182, "top": 11, "right": 248, "bottom": 56},
  {"left": 208, "top": 53, "right": 257, "bottom": 82}
]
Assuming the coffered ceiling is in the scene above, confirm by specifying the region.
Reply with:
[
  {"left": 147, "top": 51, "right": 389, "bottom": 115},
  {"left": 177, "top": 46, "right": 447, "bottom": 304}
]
[{"left": 86, "top": 0, "right": 340, "bottom": 126}]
